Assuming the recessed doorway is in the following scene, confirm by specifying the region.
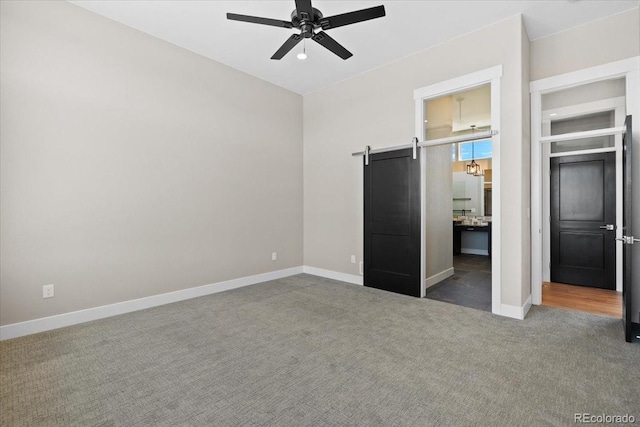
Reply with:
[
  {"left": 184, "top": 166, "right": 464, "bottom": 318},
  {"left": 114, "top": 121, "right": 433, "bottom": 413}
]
[
  {"left": 530, "top": 58, "right": 639, "bottom": 341},
  {"left": 420, "top": 84, "right": 494, "bottom": 312},
  {"left": 538, "top": 79, "right": 626, "bottom": 318}
]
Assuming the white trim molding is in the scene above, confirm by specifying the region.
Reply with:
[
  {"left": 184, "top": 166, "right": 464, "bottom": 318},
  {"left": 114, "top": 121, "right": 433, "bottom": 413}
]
[
  {"left": 461, "top": 248, "right": 490, "bottom": 256},
  {"left": 0, "top": 267, "right": 303, "bottom": 341},
  {"left": 414, "top": 65, "right": 503, "bottom": 100},
  {"left": 539, "top": 126, "right": 626, "bottom": 144},
  {"left": 425, "top": 267, "right": 455, "bottom": 289},
  {"left": 501, "top": 295, "right": 533, "bottom": 320},
  {"left": 302, "top": 266, "right": 363, "bottom": 285},
  {"left": 530, "top": 57, "right": 640, "bottom": 94}
]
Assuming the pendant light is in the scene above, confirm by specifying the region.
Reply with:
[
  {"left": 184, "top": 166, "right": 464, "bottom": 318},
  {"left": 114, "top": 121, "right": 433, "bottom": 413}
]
[{"left": 466, "top": 125, "right": 483, "bottom": 177}]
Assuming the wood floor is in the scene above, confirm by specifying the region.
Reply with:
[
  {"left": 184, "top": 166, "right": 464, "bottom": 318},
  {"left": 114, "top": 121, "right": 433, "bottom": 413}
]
[{"left": 542, "top": 282, "right": 622, "bottom": 318}]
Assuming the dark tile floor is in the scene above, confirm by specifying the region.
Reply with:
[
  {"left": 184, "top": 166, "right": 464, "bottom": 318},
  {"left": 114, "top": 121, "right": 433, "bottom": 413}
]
[{"left": 426, "top": 254, "right": 492, "bottom": 312}]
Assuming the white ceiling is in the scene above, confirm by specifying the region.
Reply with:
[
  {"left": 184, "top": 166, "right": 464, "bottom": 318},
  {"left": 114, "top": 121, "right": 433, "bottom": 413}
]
[{"left": 70, "top": 1, "right": 639, "bottom": 95}]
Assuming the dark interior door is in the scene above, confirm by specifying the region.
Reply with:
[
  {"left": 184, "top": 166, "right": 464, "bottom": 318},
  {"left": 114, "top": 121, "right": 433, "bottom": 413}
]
[
  {"left": 364, "top": 148, "right": 421, "bottom": 297},
  {"left": 550, "top": 152, "right": 616, "bottom": 289},
  {"left": 621, "top": 115, "right": 634, "bottom": 342}
]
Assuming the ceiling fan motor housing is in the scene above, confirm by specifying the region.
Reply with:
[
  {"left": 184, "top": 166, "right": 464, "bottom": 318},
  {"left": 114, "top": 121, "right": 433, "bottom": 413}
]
[{"left": 291, "top": 8, "right": 323, "bottom": 37}]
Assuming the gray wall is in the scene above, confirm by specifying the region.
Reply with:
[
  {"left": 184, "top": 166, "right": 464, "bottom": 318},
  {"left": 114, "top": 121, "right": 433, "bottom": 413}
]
[
  {"left": 0, "top": 1, "right": 303, "bottom": 326},
  {"left": 520, "top": 18, "right": 531, "bottom": 306},
  {"left": 303, "top": 15, "right": 531, "bottom": 309},
  {"left": 530, "top": 8, "right": 640, "bottom": 81},
  {"left": 531, "top": 7, "right": 640, "bottom": 322},
  {"left": 425, "top": 145, "right": 453, "bottom": 282}
]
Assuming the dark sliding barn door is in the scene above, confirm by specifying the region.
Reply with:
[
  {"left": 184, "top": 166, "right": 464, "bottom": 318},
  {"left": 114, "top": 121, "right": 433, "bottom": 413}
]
[
  {"left": 550, "top": 152, "right": 616, "bottom": 289},
  {"left": 364, "top": 148, "right": 421, "bottom": 297}
]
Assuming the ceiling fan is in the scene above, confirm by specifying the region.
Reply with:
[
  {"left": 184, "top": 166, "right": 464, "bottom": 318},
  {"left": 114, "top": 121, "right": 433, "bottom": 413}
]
[{"left": 226, "top": 0, "right": 386, "bottom": 60}]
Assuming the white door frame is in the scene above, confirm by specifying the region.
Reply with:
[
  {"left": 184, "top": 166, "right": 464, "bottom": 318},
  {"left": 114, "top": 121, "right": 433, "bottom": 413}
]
[
  {"left": 414, "top": 65, "right": 503, "bottom": 314},
  {"left": 530, "top": 57, "right": 640, "bottom": 305},
  {"left": 541, "top": 97, "right": 626, "bottom": 292}
]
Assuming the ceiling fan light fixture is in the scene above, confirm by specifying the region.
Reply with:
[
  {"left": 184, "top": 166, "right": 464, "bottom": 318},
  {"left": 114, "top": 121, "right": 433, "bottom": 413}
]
[{"left": 297, "top": 40, "right": 307, "bottom": 60}]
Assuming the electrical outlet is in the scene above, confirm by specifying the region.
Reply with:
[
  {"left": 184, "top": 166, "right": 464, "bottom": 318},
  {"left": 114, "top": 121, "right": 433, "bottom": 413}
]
[
  {"left": 272, "top": 252, "right": 277, "bottom": 261},
  {"left": 351, "top": 255, "right": 356, "bottom": 264},
  {"left": 43, "top": 284, "right": 54, "bottom": 299}
]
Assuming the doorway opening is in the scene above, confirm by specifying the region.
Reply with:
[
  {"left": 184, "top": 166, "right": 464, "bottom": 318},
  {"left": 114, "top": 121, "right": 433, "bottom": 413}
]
[
  {"left": 421, "top": 84, "right": 494, "bottom": 312},
  {"left": 539, "top": 78, "right": 626, "bottom": 318},
  {"left": 531, "top": 57, "right": 640, "bottom": 342}
]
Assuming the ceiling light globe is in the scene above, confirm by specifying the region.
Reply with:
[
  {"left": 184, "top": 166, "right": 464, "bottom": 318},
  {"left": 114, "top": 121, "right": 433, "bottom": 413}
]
[{"left": 297, "top": 52, "right": 307, "bottom": 60}]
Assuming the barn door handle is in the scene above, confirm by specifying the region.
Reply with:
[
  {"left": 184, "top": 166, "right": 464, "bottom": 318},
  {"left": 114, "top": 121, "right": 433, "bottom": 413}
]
[{"left": 599, "top": 224, "right": 615, "bottom": 230}]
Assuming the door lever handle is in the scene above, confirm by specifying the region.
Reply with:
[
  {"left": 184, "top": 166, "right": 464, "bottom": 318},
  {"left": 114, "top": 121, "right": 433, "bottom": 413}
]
[
  {"left": 599, "top": 224, "right": 615, "bottom": 230},
  {"left": 617, "top": 236, "right": 640, "bottom": 244}
]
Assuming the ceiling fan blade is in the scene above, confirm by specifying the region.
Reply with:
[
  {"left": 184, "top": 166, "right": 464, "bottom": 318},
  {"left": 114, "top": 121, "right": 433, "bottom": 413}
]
[
  {"left": 227, "top": 13, "right": 293, "bottom": 29},
  {"left": 312, "top": 31, "right": 352, "bottom": 60},
  {"left": 295, "top": 0, "right": 314, "bottom": 21},
  {"left": 271, "top": 34, "right": 303, "bottom": 60},
  {"left": 320, "top": 5, "right": 386, "bottom": 30}
]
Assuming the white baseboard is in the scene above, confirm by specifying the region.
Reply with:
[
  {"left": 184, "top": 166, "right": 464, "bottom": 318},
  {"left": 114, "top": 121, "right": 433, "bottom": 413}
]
[
  {"left": 0, "top": 266, "right": 303, "bottom": 341},
  {"left": 425, "top": 267, "right": 454, "bottom": 288},
  {"left": 500, "top": 294, "right": 532, "bottom": 320},
  {"left": 303, "top": 266, "right": 363, "bottom": 285},
  {"left": 461, "top": 248, "right": 490, "bottom": 256}
]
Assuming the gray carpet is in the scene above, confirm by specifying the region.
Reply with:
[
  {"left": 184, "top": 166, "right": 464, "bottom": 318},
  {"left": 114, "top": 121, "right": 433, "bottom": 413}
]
[{"left": 1, "top": 274, "right": 639, "bottom": 426}]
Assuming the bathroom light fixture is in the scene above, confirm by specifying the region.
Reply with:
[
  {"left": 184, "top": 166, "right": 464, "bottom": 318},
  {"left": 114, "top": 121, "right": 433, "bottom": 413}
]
[
  {"left": 466, "top": 125, "right": 483, "bottom": 177},
  {"left": 467, "top": 158, "right": 482, "bottom": 176}
]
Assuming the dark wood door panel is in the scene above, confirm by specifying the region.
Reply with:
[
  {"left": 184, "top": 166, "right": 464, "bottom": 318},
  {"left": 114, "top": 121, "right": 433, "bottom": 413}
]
[
  {"left": 558, "top": 232, "right": 605, "bottom": 270},
  {"left": 558, "top": 161, "right": 606, "bottom": 222},
  {"left": 364, "top": 148, "right": 421, "bottom": 298},
  {"left": 551, "top": 152, "right": 615, "bottom": 290},
  {"left": 371, "top": 156, "right": 411, "bottom": 234},
  {"left": 371, "top": 234, "right": 411, "bottom": 276}
]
